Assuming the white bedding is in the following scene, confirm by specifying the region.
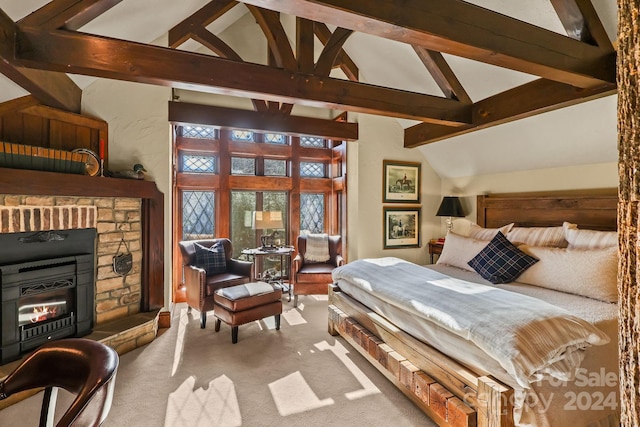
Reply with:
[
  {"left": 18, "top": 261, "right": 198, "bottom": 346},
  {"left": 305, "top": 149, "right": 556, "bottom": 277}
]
[{"left": 332, "top": 258, "right": 619, "bottom": 427}]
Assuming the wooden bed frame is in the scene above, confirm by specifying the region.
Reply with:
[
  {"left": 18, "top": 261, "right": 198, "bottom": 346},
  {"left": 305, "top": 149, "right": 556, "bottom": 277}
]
[{"left": 328, "top": 189, "right": 618, "bottom": 427}]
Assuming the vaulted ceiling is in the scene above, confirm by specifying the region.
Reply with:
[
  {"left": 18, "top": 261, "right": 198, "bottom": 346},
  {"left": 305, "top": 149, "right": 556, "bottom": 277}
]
[{"left": 0, "top": 0, "right": 618, "bottom": 178}]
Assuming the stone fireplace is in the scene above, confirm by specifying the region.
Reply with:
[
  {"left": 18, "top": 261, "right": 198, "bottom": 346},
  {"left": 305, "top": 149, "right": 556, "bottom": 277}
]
[{"left": 0, "top": 196, "right": 150, "bottom": 359}]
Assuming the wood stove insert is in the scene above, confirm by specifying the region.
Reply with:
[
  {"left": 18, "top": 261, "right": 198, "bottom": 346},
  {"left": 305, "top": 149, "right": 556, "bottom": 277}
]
[{"left": 0, "top": 229, "right": 95, "bottom": 363}]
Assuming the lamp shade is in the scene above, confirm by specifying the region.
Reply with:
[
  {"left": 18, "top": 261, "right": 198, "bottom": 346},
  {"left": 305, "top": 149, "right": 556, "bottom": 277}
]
[
  {"left": 251, "top": 211, "right": 284, "bottom": 230},
  {"left": 436, "top": 197, "right": 464, "bottom": 218}
]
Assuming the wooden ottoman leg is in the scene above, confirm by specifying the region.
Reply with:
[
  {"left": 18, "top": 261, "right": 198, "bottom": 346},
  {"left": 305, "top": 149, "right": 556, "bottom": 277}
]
[
  {"left": 275, "top": 314, "right": 281, "bottom": 330},
  {"left": 232, "top": 326, "right": 239, "bottom": 344},
  {"left": 215, "top": 318, "right": 221, "bottom": 332}
]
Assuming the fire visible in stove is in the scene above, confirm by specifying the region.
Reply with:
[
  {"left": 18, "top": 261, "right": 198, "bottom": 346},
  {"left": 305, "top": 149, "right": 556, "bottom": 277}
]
[
  {"left": 26, "top": 302, "right": 64, "bottom": 324},
  {"left": 18, "top": 289, "right": 72, "bottom": 328}
]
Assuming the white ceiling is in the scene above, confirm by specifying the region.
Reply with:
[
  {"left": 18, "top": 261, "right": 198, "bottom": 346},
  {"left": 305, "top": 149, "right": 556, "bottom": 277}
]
[{"left": 0, "top": 0, "right": 619, "bottom": 179}]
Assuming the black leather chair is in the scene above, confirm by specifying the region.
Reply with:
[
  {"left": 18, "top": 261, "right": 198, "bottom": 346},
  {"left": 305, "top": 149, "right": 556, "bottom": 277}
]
[
  {"left": 0, "top": 338, "right": 119, "bottom": 427},
  {"left": 178, "top": 238, "right": 254, "bottom": 328}
]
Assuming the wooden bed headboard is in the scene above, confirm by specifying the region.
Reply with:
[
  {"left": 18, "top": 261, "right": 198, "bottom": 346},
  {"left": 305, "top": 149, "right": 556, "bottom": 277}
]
[{"left": 476, "top": 189, "right": 618, "bottom": 231}]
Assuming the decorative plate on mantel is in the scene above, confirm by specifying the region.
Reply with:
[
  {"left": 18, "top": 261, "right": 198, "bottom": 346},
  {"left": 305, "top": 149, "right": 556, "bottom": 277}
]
[{"left": 72, "top": 148, "right": 100, "bottom": 176}]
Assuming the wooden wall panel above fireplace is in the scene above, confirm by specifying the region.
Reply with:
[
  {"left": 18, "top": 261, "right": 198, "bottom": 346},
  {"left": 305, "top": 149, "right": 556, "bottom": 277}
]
[{"left": 0, "top": 167, "right": 164, "bottom": 312}]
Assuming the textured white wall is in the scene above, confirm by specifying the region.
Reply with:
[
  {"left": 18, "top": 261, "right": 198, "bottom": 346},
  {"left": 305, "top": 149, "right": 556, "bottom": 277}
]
[
  {"left": 348, "top": 114, "right": 441, "bottom": 265},
  {"left": 82, "top": 79, "right": 173, "bottom": 308},
  {"left": 438, "top": 161, "right": 618, "bottom": 235}
]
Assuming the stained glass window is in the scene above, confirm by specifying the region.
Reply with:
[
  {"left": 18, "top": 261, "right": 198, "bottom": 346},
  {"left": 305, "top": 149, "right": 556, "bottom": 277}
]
[
  {"left": 231, "top": 130, "right": 254, "bottom": 142},
  {"left": 265, "top": 133, "right": 286, "bottom": 144},
  {"left": 264, "top": 159, "right": 287, "bottom": 176},
  {"left": 181, "top": 154, "right": 216, "bottom": 173},
  {"left": 300, "top": 162, "right": 325, "bottom": 177},
  {"left": 300, "top": 193, "right": 324, "bottom": 233},
  {"left": 182, "top": 125, "right": 217, "bottom": 139},
  {"left": 231, "top": 157, "right": 256, "bottom": 175},
  {"left": 182, "top": 191, "right": 214, "bottom": 240},
  {"left": 300, "top": 135, "right": 325, "bottom": 148}
]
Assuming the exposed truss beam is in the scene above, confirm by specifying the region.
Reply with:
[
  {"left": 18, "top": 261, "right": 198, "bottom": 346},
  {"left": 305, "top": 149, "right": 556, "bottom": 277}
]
[
  {"left": 237, "top": 0, "right": 615, "bottom": 89},
  {"left": 14, "top": 27, "right": 469, "bottom": 125},
  {"left": 296, "top": 17, "right": 314, "bottom": 74},
  {"left": 190, "top": 27, "right": 268, "bottom": 112},
  {"left": 550, "top": 0, "right": 614, "bottom": 51},
  {"left": 19, "top": 0, "right": 123, "bottom": 31},
  {"left": 313, "top": 22, "right": 358, "bottom": 81},
  {"left": 314, "top": 27, "right": 352, "bottom": 77},
  {"left": 404, "top": 79, "right": 616, "bottom": 147},
  {"left": 168, "top": 0, "right": 237, "bottom": 48},
  {"left": 0, "top": 9, "right": 80, "bottom": 112},
  {"left": 169, "top": 101, "right": 358, "bottom": 140},
  {"left": 412, "top": 46, "right": 471, "bottom": 104}
]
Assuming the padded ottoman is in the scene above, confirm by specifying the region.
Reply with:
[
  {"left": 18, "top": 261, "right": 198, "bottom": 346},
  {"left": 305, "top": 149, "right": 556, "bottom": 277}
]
[{"left": 213, "top": 281, "right": 283, "bottom": 343}]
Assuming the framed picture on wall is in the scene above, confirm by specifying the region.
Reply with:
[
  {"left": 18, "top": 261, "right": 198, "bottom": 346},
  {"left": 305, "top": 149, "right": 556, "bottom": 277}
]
[
  {"left": 383, "top": 160, "right": 421, "bottom": 203},
  {"left": 384, "top": 207, "right": 420, "bottom": 249}
]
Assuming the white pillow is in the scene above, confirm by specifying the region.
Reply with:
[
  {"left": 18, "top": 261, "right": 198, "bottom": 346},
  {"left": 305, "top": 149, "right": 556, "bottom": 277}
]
[
  {"left": 517, "top": 245, "right": 618, "bottom": 303},
  {"left": 468, "top": 223, "right": 514, "bottom": 241},
  {"left": 564, "top": 227, "right": 617, "bottom": 249},
  {"left": 506, "top": 222, "right": 576, "bottom": 247},
  {"left": 436, "top": 231, "right": 488, "bottom": 272}
]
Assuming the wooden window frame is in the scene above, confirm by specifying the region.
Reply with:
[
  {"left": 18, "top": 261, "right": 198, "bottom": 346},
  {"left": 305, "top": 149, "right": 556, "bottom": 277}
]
[{"left": 171, "top": 126, "right": 345, "bottom": 303}]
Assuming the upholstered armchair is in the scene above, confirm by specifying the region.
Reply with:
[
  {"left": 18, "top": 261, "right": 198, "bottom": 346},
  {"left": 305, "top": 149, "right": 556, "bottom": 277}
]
[
  {"left": 178, "top": 238, "right": 254, "bottom": 328},
  {"left": 292, "top": 234, "right": 344, "bottom": 307}
]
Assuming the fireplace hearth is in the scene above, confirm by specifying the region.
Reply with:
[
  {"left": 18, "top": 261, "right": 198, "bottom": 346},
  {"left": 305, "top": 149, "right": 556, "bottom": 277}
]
[{"left": 0, "top": 228, "right": 95, "bottom": 363}]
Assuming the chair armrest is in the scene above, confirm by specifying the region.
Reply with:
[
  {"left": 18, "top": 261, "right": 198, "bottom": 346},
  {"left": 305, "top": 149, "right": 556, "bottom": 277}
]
[
  {"left": 228, "top": 258, "right": 254, "bottom": 280},
  {"left": 292, "top": 254, "right": 303, "bottom": 274},
  {"left": 334, "top": 255, "right": 345, "bottom": 267},
  {"left": 183, "top": 265, "right": 206, "bottom": 309}
]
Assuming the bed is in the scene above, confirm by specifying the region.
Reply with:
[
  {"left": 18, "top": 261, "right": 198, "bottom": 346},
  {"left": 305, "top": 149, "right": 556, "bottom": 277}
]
[{"left": 328, "top": 190, "right": 619, "bottom": 427}]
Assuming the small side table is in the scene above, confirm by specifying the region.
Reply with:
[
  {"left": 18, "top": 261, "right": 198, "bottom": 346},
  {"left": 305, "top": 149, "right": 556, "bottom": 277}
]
[
  {"left": 428, "top": 240, "right": 444, "bottom": 264},
  {"left": 241, "top": 247, "right": 294, "bottom": 301}
]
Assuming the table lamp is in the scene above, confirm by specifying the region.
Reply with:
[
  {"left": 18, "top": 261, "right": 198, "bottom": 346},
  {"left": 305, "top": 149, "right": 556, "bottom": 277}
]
[
  {"left": 436, "top": 196, "right": 464, "bottom": 233},
  {"left": 252, "top": 211, "right": 284, "bottom": 250}
]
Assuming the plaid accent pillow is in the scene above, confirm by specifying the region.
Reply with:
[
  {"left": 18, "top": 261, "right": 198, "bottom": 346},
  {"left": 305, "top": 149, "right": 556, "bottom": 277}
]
[
  {"left": 468, "top": 232, "right": 538, "bottom": 284},
  {"left": 194, "top": 242, "right": 226, "bottom": 276}
]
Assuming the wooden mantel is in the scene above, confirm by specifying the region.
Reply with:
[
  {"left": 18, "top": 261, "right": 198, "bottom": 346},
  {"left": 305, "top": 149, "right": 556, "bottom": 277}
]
[{"left": 0, "top": 167, "right": 164, "bottom": 311}]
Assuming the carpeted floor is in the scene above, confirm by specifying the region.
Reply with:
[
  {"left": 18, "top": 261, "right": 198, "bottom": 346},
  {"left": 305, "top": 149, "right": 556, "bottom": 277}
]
[{"left": 0, "top": 296, "right": 437, "bottom": 426}]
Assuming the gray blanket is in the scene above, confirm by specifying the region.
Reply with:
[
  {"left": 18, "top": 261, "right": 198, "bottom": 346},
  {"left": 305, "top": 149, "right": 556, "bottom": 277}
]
[{"left": 332, "top": 257, "right": 610, "bottom": 388}]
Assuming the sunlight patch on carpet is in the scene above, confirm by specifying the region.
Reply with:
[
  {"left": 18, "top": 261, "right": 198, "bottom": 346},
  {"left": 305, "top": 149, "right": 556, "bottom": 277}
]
[
  {"left": 165, "top": 375, "right": 241, "bottom": 427},
  {"left": 269, "top": 371, "right": 334, "bottom": 416},
  {"left": 171, "top": 307, "right": 189, "bottom": 376},
  {"left": 282, "top": 307, "right": 308, "bottom": 326},
  {"left": 315, "top": 340, "right": 381, "bottom": 400}
]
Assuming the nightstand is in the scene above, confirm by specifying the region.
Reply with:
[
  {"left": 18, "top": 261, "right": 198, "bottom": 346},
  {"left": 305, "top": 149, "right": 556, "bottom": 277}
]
[{"left": 428, "top": 240, "right": 444, "bottom": 264}]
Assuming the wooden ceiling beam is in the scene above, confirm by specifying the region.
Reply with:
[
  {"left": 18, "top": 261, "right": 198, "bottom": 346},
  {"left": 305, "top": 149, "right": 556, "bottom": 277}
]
[
  {"left": 238, "top": 0, "right": 615, "bottom": 88},
  {"left": 19, "top": 0, "right": 123, "bottom": 31},
  {"left": 169, "top": 101, "right": 358, "bottom": 140},
  {"left": 314, "top": 27, "right": 352, "bottom": 77},
  {"left": 191, "top": 27, "right": 268, "bottom": 112},
  {"left": 296, "top": 17, "right": 315, "bottom": 74},
  {"left": 0, "top": 9, "right": 81, "bottom": 112},
  {"left": 168, "top": 0, "right": 238, "bottom": 48},
  {"left": 404, "top": 79, "right": 616, "bottom": 147},
  {"left": 313, "top": 23, "right": 358, "bottom": 81},
  {"left": 412, "top": 46, "right": 472, "bottom": 104},
  {"left": 296, "top": 18, "right": 315, "bottom": 74},
  {"left": 247, "top": 6, "right": 297, "bottom": 71},
  {"left": 550, "top": 0, "right": 614, "bottom": 52},
  {"left": 15, "top": 27, "right": 469, "bottom": 125}
]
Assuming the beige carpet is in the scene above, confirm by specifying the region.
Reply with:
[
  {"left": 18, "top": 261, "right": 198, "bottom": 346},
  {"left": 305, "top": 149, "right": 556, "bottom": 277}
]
[{"left": 0, "top": 296, "right": 437, "bottom": 426}]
